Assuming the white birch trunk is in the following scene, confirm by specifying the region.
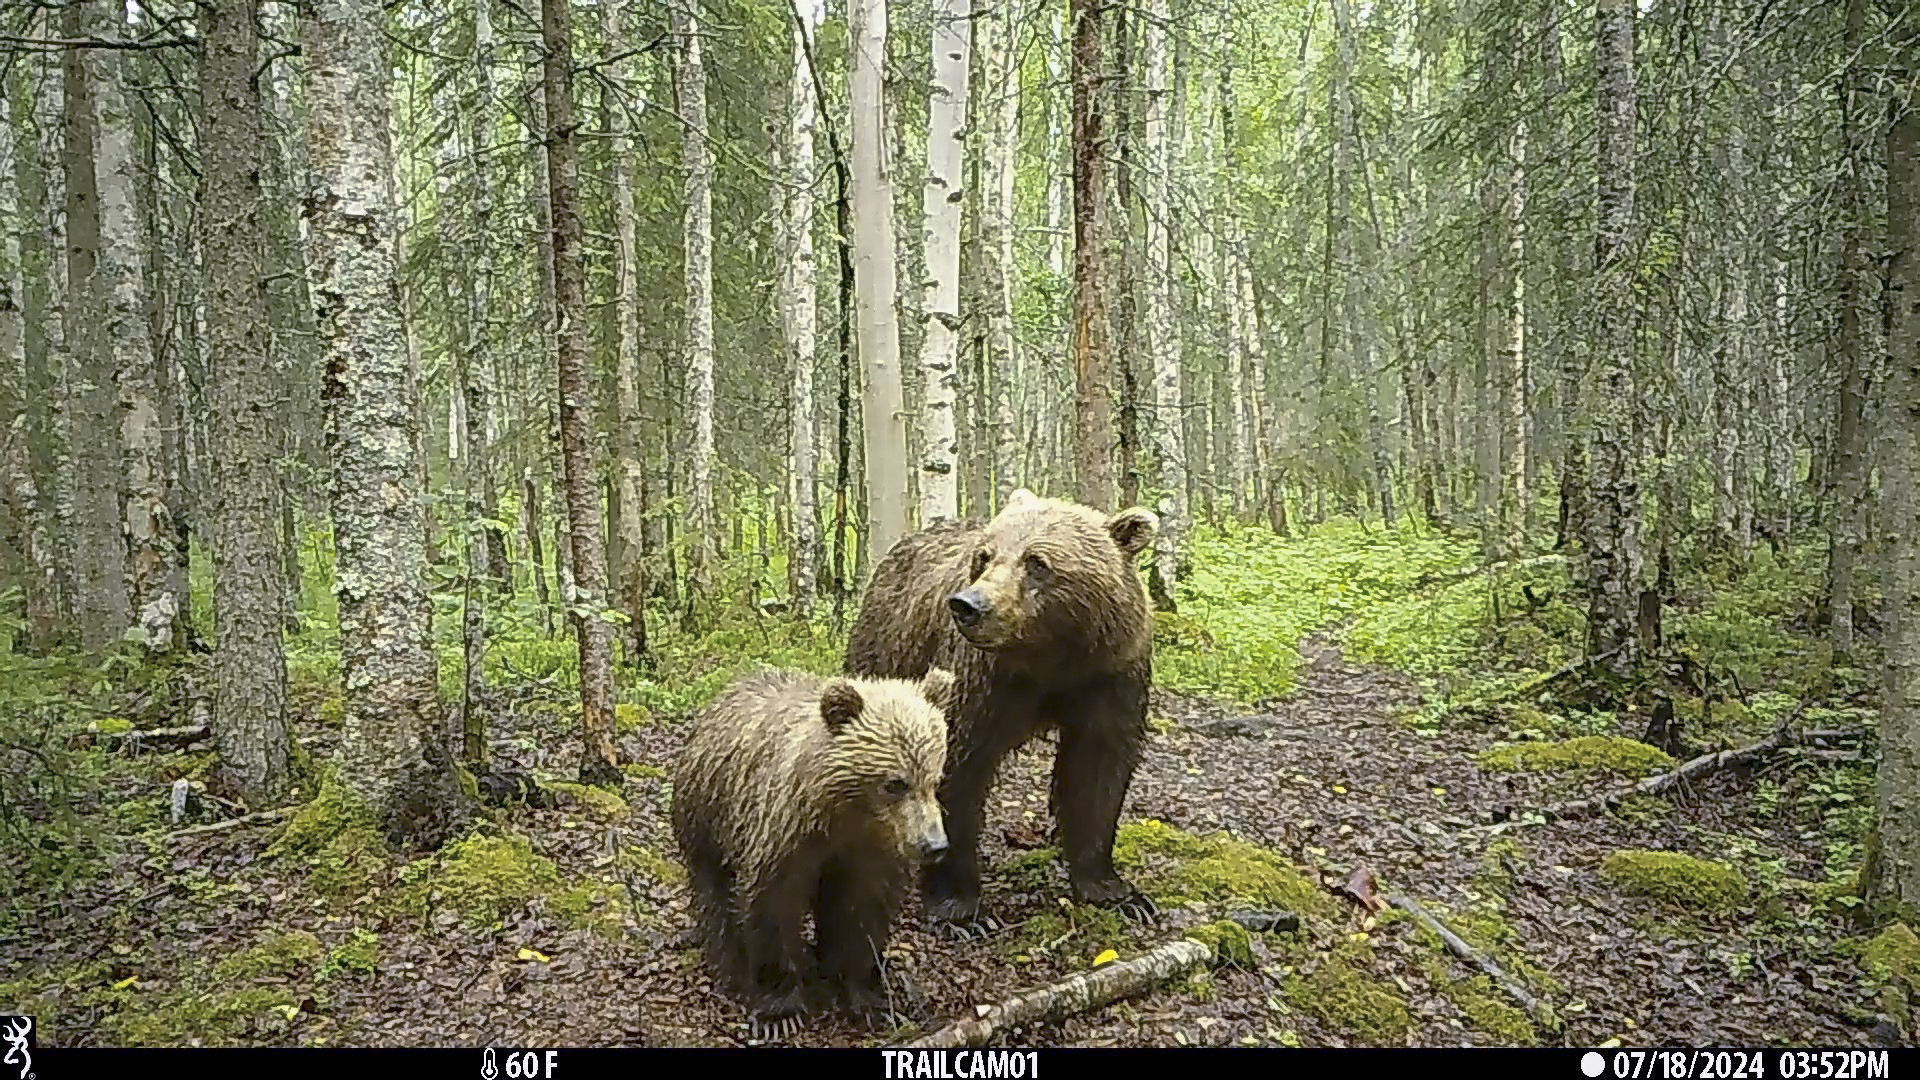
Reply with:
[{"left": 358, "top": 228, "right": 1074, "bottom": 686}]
[
  {"left": 984, "top": 0, "right": 1021, "bottom": 508},
  {"left": 916, "top": 0, "right": 971, "bottom": 525},
  {"left": 673, "top": 0, "right": 719, "bottom": 622},
  {"left": 786, "top": 0, "right": 823, "bottom": 616},
  {"left": 1143, "top": 0, "right": 1184, "bottom": 603},
  {"left": 851, "top": 0, "right": 911, "bottom": 565}
]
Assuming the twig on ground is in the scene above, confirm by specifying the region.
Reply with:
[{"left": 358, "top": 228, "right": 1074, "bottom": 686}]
[
  {"left": 899, "top": 938, "right": 1214, "bottom": 1049},
  {"left": 1388, "top": 893, "right": 1559, "bottom": 1032},
  {"left": 167, "top": 806, "right": 298, "bottom": 840},
  {"left": 1527, "top": 727, "right": 1800, "bottom": 823}
]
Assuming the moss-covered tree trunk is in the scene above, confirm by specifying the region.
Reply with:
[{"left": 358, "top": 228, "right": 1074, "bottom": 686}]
[{"left": 303, "top": 0, "right": 469, "bottom": 847}]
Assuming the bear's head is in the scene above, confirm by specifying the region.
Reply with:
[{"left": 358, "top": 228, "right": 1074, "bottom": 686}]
[
  {"left": 946, "top": 488, "right": 1159, "bottom": 655},
  {"left": 818, "top": 668, "right": 956, "bottom": 864}
]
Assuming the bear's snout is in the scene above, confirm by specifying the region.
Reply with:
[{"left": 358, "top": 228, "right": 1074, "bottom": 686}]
[
  {"left": 917, "top": 832, "right": 950, "bottom": 865},
  {"left": 948, "top": 589, "right": 991, "bottom": 627}
]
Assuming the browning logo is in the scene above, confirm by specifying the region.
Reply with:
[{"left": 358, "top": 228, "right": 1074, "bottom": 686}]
[{"left": 1, "top": 1016, "right": 33, "bottom": 1080}]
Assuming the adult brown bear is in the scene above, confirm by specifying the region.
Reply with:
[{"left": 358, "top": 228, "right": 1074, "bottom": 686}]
[{"left": 845, "top": 489, "right": 1160, "bottom": 935}]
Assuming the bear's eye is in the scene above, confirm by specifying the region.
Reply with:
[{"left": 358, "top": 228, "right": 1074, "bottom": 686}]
[
  {"left": 1024, "top": 553, "right": 1052, "bottom": 582},
  {"left": 971, "top": 548, "right": 992, "bottom": 579},
  {"left": 884, "top": 777, "right": 910, "bottom": 797}
]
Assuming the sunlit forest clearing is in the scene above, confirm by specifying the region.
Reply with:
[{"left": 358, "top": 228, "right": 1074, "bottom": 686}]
[{"left": 3, "top": 0, "right": 1919, "bottom": 1052}]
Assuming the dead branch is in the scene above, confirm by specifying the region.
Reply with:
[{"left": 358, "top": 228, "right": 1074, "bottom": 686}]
[
  {"left": 1388, "top": 893, "right": 1559, "bottom": 1032},
  {"left": 1475, "top": 646, "right": 1624, "bottom": 708},
  {"left": 900, "top": 938, "right": 1214, "bottom": 1049},
  {"left": 92, "top": 723, "right": 212, "bottom": 749},
  {"left": 1529, "top": 728, "right": 1799, "bottom": 824},
  {"left": 168, "top": 806, "right": 297, "bottom": 841}
]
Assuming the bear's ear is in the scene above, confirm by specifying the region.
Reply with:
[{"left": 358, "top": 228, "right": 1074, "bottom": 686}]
[
  {"left": 1007, "top": 488, "right": 1039, "bottom": 508},
  {"left": 819, "top": 680, "right": 865, "bottom": 733},
  {"left": 1107, "top": 507, "right": 1159, "bottom": 558},
  {"left": 920, "top": 667, "right": 957, "bottom": 713}
]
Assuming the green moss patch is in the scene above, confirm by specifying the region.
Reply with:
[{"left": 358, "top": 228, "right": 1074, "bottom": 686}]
[
  {"left": 1445, "top": 975, "right": 1536, "bottom": 1044},
  {"left": 319, "top": 928, "right": 381, "bottom": 980},
  {"left": 622, "top": 763, "right": 667, "bottom": 781},
  {"left": 1478, "top": 736, "right": 1674, "bottom": 777},
  {"left": 1114, "top": 820, "right": 1336, "bottom": 920},
  {"left": 1006, "top": 905, "right": 1131, "bottom": 965},
  {"left": 1281, "top": 945, "right": 1413, "bottom": 1043},
  {"left": 1862, "top": 923, "right": 1920, "bottom": 992},
  {"left": 544, "top": 781, "right": 631, "bottom": 820},
  {"left": 211, "top": 931, "right": 323, "bottom": 983},
  {"left": 1600, "top": 850, "right": 1749, "bottom": 914},
  {"left": 270, "top": 775, "right": 376, "bottom": 861},
  {"left": 617, "top": 846, "right": 686, "bottom": 887},
  {"left": 1001, "top": 848, "right": 1061, "bottom": 891},
  {"left": 401, "top": 833, "right": 566, "bottom": 927},
  {"left": 614, "top": 704, "right": 653, "bottom": 733},
  {"left": 1185, "top": 919, "right": 1256, "bottom": 968},
  {"left": 108, "top": 986, "right": 302, "bottom": 1047}
]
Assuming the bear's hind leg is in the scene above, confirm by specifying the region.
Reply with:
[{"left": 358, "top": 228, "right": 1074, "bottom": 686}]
[{"left": 1053, "top": 716, "right": 1158, "bottom": 923}]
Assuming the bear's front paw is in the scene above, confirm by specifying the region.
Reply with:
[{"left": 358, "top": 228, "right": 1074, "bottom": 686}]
[
  {"left": 843, "top": 987, "right": 900, "bottom": 1030},
  {"left": 1074, "top": 878, "right": 1160, "bottom": 923},
  {"left": 746, "top": 991, "right": 809, "bottom": 1043},
  {"left": 924, "top": 897, "right": 1000, "bottom": 941}
]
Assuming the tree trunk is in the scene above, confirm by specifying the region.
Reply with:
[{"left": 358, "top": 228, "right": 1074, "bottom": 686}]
[
  {"left": 851, "top": 0, "right": 912, "bottom": 565},
  {"left": 984, "top": 0, "right": 1021, "bottom": 511},
  {"left": 6, "top": 66, "right": 61, "bottom": 649},
  {"left": 1829, "top": 0, "right": 1869, "bottom": 659},
  {"left": 1874, "top": 15, "right": 1920, "bottom": 911},
  {"left": 302, "top": 0, "right": 468, "bottom": 847},
  {"left": 1500, "top": 113, "right": 1529, "bottom": 558},
  {"left": 916, "top": 0, "right": 971, "bottom": 526},
  {"left": 541, "top": 0, "right": 622, "bottom": 786},
  {"left": 1585, "top": 0, "right": 1642, "bottom": 681},
  {"left": 786, "top": 1, "right": 823, "bottom": 618},
  {"left": 1144, "top": 0, "right": 1181, "bottom": 610},
  {"left": 673, "top": 0, "right": 720, "bottom": 630},
  {"left": 62, "top": 5, "right": 128, "bottom": 652},
  {"left": 1071, "top": 0, "right": 1116, "bottom": 509},
  {"left": 202, "top": 0, "right": 292, "bottom": 807},
  {"left": 603, "top": 0, "right": 653, "bottom": 668}
]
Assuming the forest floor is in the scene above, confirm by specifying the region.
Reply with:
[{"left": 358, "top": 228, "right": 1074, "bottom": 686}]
[{"left": 1, "top": 522, "right": 1905, "bottom": 1048}]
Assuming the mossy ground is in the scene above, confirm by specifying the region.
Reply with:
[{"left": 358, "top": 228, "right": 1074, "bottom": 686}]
[
  {"left": 1113, "top": 819, "right": 1337, "bottom": 920},
  {"left": 1600, "top": 850, "right": 1750, "bottom": 915},
  {"left": 1280, "top": 942, "right": 1414, "bottom": 1043},
  {"left": 1478, "top": 736, "right": 1675, "bottom": 777}
]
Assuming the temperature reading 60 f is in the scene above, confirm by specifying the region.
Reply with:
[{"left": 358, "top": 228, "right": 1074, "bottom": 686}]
[{"left": 505, "top": 1051, "right": 559, "bottom": 1079}]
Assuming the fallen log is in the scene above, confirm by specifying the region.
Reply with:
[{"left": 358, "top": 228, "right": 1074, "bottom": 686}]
[
  {"left": 168, "top": 806, "right": 298, "bottom": 841},
  {"left": 1387, "top": 893, "right": 1559, "bottom": 1033},
  {"left": 900, "top": 938, "right": 1214, "bottom": 1049},
  {"left": 1506, "top": 727, "right": 1799, "bottom": 826},
  {"left": 88, "top": 723, "right": 212, "bottom": 751}
]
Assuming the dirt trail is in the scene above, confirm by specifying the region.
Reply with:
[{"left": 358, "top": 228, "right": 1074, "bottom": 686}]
[{"left": 11, "top": 637, "right": 1884, "bottom": 1048}]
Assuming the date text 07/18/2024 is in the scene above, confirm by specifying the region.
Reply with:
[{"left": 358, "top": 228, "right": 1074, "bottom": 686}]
[
  {"left": 883, "top": 1050, "right": 1039, "bottom": 1079},
  {"left": 1585, "top": 1050, "right": 1891, "bottom": 1080}
]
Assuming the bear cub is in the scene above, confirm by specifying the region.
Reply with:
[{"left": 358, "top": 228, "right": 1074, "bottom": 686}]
[{"left": 670, "top": 667, "right": 956, "bottom": 1040}]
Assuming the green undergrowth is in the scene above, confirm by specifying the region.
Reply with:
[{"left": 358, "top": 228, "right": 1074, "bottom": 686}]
[
  {"left": 1157, "top": 521, "right": 1481, "bottom": 704},
  {"left": 395, "top": 830, "right": 632, "bottom": 938}
]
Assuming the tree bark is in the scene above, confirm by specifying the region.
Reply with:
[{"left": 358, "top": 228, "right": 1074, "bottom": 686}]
[
  {"left": 1829, "top": 0, "right": 1870, "bottom": 659},
  {"left": 786, "top": 1, "right": 823, "bottom": 618},
  {"left": 302, "top": 0, "right": 468, "bottom": 847},
  {"left": 673, "top": 0, "right": 719, "bottom": 630},
  {"left": 1144, "top": 0, "right": 1182, "bottom": 611},
  {"left": 603, "top": 0, "right": 653, "bottom": 667},
  {"left": 1585, "top": 0, "right": 1643, "bottom": 680},
  {"left": 542, "top": 0, "right": 622, "bottom": 786},
  {"left": 851, "top": 0, "right": 912, "bottom": 564},
  {"left": 916, "top": 0, "right": 971, "bottom": 526},
  {"left": 1071, "top": 0, "right": 1116, "bottom": 509},
  {"left": 203, "top": 0, "right": 292, "bottom": 807}
]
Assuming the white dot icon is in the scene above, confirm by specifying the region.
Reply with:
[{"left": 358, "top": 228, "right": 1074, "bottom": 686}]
[{"left": 1581, "top": 1052, "right": 1606, "bottom": 1078}]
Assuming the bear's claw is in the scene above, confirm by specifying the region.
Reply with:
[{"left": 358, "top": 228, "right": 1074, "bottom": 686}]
[
  {"left": 748, "top": 1012, "right": 806, "bottom": 1042},
  {"left": 1113, "top": 894, "right": 1160, "bottom": 923},
  {"left": 930, "top": 914, "right": 1000, "bottom": 942}
]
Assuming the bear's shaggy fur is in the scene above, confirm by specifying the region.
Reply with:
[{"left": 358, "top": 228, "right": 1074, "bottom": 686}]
[
  {"left": 844, "top": 489, "right": 1160, "bottom": 932},
  {"left": 670, "top": 667, "right": 956, "bottom": 1037}
]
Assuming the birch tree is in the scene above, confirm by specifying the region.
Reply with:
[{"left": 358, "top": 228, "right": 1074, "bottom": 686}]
[
  {"left": 917, "top": 0, "right": 971, "bottom": 526},
  {"left": 302, "top": 0, "right": 468, "bottom": 844},
  {"left": 982, "top": 0, "right": 1021, "bottom": 508},
  {"left": 782, "top": 0, "right": 824, "bottom": 618},
  {"left": 604, "top": 0, "right": 653, "bottom": 665},
  {"left": 674, "top": 0, "right": 719, "bottom": 628},
  {"left": 851, "top": 0, "right": 911, "bottom": 563},
  {"left": 1143, "top": 0, "right": 1183, "bottom": 608}
]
